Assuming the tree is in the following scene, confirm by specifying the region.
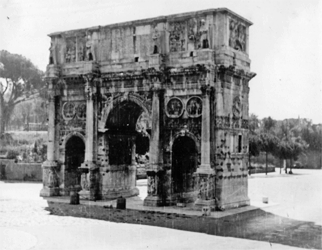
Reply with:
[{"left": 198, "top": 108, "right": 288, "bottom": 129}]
[
  {"left": 260, "top": 116, "right": 279, "bottom": 174},
  {"left": 249, "top": 113, "right": 260, "bottom": 133},
  {"left": 248, "top": 114, "right": 262, "bottom": 175},
  {"left": 262, "top": 116, "right": 276, "bottom": 133},
  {"left": 0, "top": 50, "right": 44, "bottom": 135},
  {"left": 275, "top": 137, "right": 307, "bottom": 174},
  {"left": 259, "top": 133, "right": 279, "bottom": 175}
]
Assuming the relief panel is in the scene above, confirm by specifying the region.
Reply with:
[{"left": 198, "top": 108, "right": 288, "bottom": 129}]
[{"left": 229, "top": 19, "right": 246, "bottom": 52}]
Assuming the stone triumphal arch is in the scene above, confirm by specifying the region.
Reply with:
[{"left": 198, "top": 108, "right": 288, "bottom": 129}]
[{"left": 41, "top": 8, "right": 255, "bottom": 209}]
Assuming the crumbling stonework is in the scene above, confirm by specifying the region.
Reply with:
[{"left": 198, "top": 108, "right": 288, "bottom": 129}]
[{"left": 41, "top": 8, "right": 255, "bottom": 209}]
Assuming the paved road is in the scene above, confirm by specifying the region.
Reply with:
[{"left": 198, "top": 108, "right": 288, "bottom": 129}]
[
  {"left": 249, "top": 169, "right": 322, "bottom": 225},
  {"left": 0, "top": 169, "right": 321, "bottom": 250}
]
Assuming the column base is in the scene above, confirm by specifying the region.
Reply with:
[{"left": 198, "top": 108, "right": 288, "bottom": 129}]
[
  {"left": 80, "top": 161, "right": 97, "bottom": 170},
  {"left": 101, "top": 187, "right": 139, "bottom": 200},
  {"left": 78, "top": 190, "right": 90, "bottom": 200},
  {"left": 143, "top": 195, "right": 167, "bottom": 207},
  {"left": 194, "top": 198, "right": 216, "bottom": 208},
  {"left": 218, "top": 198, "right": 250, "bottom": 210},
  {"left": 196, "top": 167, "right": 215, "bottom": 175},
  {"left": 42, "top": 160, "right": 58, "bottom": 168},
  {"left": 40, "top": 187, "right": 60, "bottom": 197}
]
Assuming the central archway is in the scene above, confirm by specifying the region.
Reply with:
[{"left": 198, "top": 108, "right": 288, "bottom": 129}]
[
  {"left": 172, "top": 136, "right": 197, "bottom": 202},
  {"left": 101, "top": 100, "right": 149, "bottom": 199}
]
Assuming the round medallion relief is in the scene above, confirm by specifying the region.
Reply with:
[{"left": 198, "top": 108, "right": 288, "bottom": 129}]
[
  {"left": 166, "top": 97, "right": 184, "bottom": 118},
  {"left": 62, "top": 102, "right": 75, "bottom": 120},
  {"left": 186, "top": 96, "right": 202, "bottom": 117},
  {"left": 76, "top": 103, "right": 86, "bottom": 120}
]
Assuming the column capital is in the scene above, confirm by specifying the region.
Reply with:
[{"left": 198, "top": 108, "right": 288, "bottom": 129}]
[
  {"left": 42, "top": 160, "right": 58, "bottom": 169},
  {"left": 200, "top": 85, "right": 213, "bottom": 95},
  {"left": 150, "top": 85, "right": 164, "bottom": 94},
  {"left": 84, "top": 75, "right": 98, "bottom": 100},
  {"left": 80, "top": 161, "right": 98, "bottom": 171}
]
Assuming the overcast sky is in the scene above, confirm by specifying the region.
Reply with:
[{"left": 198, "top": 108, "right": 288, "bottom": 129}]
[{"left": 0, "top": 0, "right": 321, "bottom": 123}]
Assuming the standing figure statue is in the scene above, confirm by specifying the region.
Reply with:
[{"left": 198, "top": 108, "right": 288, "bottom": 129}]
[
  {"left": 49, "top": 42, "right": 57, "bottom": 64},
  {"left": 85, "top": 34, "right": 96, "bottom": 61}
]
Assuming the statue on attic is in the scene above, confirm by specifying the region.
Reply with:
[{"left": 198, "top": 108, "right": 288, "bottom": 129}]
[{"left": 85, "top": 33, "right": 96, "bottom": 61}]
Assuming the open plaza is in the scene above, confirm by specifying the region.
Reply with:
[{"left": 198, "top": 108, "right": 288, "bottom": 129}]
[{"left": 0, "top": 168, "right": 321, "bottom": 249}]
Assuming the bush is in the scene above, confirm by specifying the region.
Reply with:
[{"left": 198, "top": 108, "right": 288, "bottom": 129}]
[
  {"left": 6, "top": 149, "right": 20, "bottom": 159},
  {"left": 0, "top": 133, "right": 15, "bottom": 146}
]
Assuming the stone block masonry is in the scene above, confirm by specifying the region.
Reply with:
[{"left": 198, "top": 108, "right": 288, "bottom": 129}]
[{"left": 42, "top": 8, "right": 256, "bottom": 210}]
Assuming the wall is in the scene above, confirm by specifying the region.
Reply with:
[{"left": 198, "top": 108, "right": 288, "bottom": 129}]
[{"left": 0, "top": 160, "right": 42, "bottom": 181}]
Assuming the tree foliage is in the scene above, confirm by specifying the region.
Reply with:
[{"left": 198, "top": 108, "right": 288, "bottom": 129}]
[
  {"left": 249, "top": 133, "right": 261, "bottom": 157},
  {"left": 0, "top": 50, "right": 44, "bottom": 134}
]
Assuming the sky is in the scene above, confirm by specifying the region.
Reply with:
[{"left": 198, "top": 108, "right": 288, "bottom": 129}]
[{"left": 0, "top": 0, "right": 321, "bottom": 123}]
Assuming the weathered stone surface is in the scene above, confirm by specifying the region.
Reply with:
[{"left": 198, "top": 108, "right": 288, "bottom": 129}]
[{"left": 41, "top": 8, "right": 256, "bottom": 209}]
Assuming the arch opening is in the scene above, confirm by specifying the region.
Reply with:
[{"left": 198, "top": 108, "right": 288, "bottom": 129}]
[
  {"left": 106, "top": 100, "right": 150, "bottom": 168},
  {"left": 172, "top": 136, "right": 197, "bottom": 200},
  {"left": 65, "top": 136, "right": 85, "bottom": 192}
]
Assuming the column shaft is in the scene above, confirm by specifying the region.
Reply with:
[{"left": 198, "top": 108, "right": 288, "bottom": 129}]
[
  {"left": 149, "top": 90, "right": 163, "bottom": 167},
  {"left": 47, "top": 95, "right": 56, "bottom": 161}
]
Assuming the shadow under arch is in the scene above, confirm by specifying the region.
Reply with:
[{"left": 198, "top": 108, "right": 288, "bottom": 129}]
[
  {"left": 171, "top": 134, "right": 198, "bottom": 203},
  {"left": 99, "top": 93, "right": 151, "bottom": 132},
  {"left": 64, "top": 134, "right": 85, "bottom": 194}
]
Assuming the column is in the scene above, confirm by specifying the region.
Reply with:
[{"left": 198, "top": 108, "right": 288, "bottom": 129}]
[
  {"left": 130, "top": 136, "right": 139, "bottom": 191},
  {"left": 144, "top": 87, "right": 165, "bottom": 206},
  {"left": 79, "top": 75, "right": 99, "bottom": 200},
  {"left": 40, "top": 78, "right": 60, "bottom": 197},
  {"left": 149, "top": 89, "right": 162, "bottom": 167},
  {"left": 194, "top": 85, "right": 216, "bottom": 207},
  {"left": 198, "top": 86, "right": 213, "bottom": 173}
]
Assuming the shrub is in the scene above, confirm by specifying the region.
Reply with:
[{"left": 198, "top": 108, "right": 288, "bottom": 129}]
[{"left": 6, "top": 149, "right": 20, "bottom": 159}]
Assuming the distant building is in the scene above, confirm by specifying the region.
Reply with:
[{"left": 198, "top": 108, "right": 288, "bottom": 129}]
[{"left": 41, "top": 8, "right": 256, "bottom": 209}]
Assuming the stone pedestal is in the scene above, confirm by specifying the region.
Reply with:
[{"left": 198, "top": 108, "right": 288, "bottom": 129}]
[
  {"left": 79, "top": 161, "right": 99, "bottom": 200},
  {"left": 40, "top": 160, "right": 60, "bottom": 197},
  {"left": 194, "top": 170, "right": 216, "bottom": 208},
  {"left": 143, "top": 168, "right": 168, "bottom": 207},
  {"left": 143, "top": 195, "right": 165, "bottom": 207},
  {"left": 100, "top": 164, "right": 139, "bottom": 199}
]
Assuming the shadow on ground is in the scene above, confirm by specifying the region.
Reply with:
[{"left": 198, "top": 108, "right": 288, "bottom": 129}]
[{"left": 46, "top": 203, "right": 322, "bottom": 249}]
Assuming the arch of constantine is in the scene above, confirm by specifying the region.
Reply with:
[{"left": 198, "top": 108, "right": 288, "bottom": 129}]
[{"left": 40, "top": 8, "right": 256, "bottom": 210}]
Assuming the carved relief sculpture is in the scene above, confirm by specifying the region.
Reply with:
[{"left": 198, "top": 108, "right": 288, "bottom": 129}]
[
  {"left": 62, "top": 102, "right": 76, "bottom": 120},
  {"left": 65, "top": 38, "right": 76, "bottom": 63},
  {"left": 187, "top": 18, "right": 209, "bottom": 49},
  {"left": 229, "top": 19, "right": 246, "bottom": 51},
  {"left": 147, "top": 175, "right": 157, "bottom": 195},
  {"left": 233, "top": 96, "right": 242, "bottom": 118},
  {"left": 186, "top": 97, "right": 202, "bottom": 117},
  {"left": 81, "top": 173, "right": 89, "bottom": 191},
  {"left": 169, "top": 22, "right": 186, "bottom": 52},
  {"left": 166, "top": 97, "right": 184, "bottom": 117},
  {"left": 76, "top": 103, "right": 86, "bottom": 120},
  {"left": 43, "top": 8, "right": 255, "bottom": 209},
  {"left": 77, "top": 35, "right": 86, "bottom": 62},
  {"left": 48, "top": 168, "right": 59, "bottom": 188},
  {"left": 187, "top": 18, "right": 197, "bottom": 42}
]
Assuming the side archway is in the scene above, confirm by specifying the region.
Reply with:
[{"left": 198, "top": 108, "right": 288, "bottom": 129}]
[
  {"left": 171, "top": 135, "right": 198, "bottom": 202},
  {"left": 64, "top": 134, "right": 85, "bottom": 193}
]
